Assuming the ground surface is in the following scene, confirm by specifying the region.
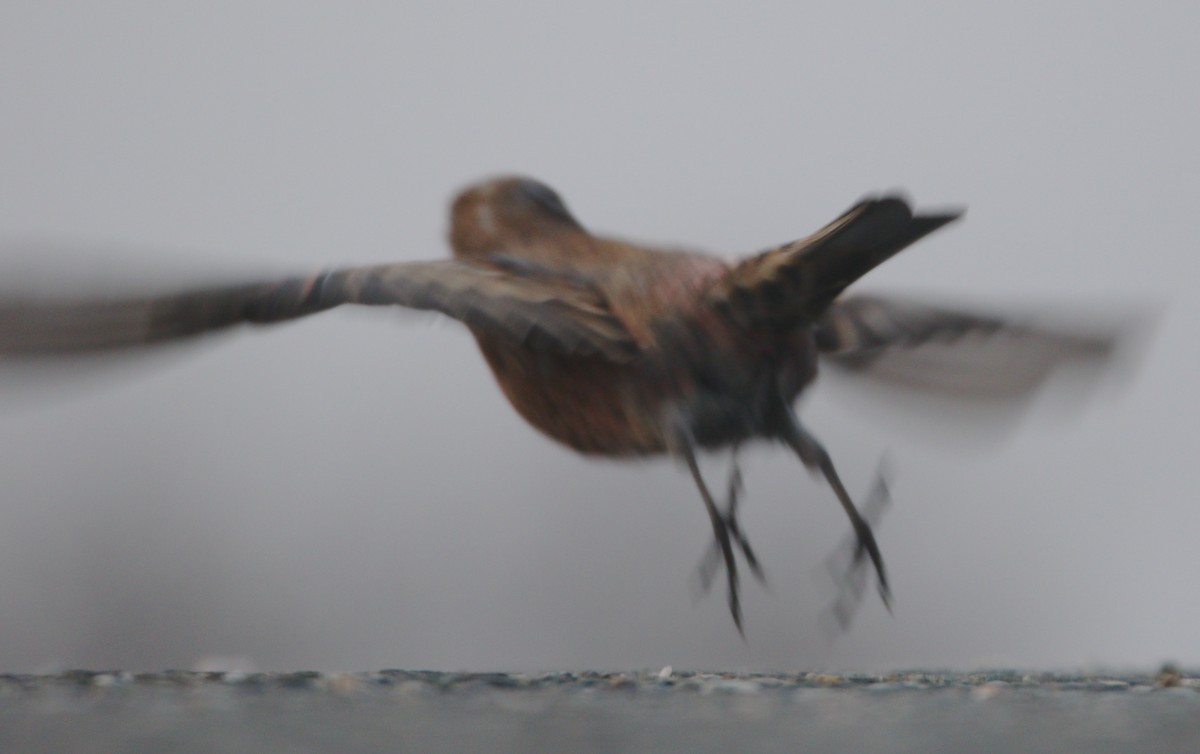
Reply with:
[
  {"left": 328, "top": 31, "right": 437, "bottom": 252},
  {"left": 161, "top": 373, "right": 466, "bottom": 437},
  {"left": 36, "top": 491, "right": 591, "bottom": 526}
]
[{"left": 2, "top": 669, "right": 1197, "bottom": 753}]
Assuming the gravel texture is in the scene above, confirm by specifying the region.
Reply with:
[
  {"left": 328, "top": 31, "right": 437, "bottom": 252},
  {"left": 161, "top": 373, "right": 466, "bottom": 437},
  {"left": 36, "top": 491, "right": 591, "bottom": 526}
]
[{"left": 2, "top": 668, "right": 1198, "bottom": 753}]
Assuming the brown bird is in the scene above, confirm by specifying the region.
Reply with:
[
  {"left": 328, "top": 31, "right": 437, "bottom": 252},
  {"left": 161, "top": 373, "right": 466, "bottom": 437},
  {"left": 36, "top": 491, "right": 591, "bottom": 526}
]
[{"left": 0, "top": 177, "right": 1118, "bottom": 634}]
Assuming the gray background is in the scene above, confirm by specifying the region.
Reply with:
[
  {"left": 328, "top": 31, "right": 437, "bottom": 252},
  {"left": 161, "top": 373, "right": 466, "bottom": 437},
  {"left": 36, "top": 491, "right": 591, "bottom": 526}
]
[{"left": 0, "top": 1, "right": 1194, "bottom": 674}]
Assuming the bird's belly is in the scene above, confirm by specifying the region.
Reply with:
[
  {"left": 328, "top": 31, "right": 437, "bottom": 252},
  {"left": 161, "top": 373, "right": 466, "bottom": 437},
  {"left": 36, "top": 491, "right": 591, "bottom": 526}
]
[
  {"left": 473, "top": 330, "right": 815, "bottom": 457},
  {"left": 475, "top": 337, "right": 668, "bottom": 456}
]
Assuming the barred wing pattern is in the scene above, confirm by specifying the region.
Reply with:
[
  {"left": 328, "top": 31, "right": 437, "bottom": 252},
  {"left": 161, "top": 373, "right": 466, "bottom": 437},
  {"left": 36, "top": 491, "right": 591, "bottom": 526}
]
[{"left": 0, "top": 259, "right": 639, "bottom": 362}]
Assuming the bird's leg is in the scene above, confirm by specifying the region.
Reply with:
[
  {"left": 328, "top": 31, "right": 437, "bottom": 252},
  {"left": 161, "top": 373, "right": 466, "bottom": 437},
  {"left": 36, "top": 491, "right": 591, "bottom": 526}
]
[
  {"left": 817, "top": 460, "right": 892, "bottom": 635},
  {"left": 668, "top": 421, "right": 744, "bottom": 636},
  {"left": 721, "top": 458, "right": 767, "bottom": 584},
  {"left": 695, "top": 450, "right": 766, "bottom": 595},
  {"left": 776, "top": 399, "right": 892, "bottom": 609}
]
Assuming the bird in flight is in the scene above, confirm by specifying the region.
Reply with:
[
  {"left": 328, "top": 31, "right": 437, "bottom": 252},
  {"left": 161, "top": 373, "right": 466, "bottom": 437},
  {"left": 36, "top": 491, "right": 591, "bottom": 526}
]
[{"left": 0, "top": 177, "right": 1120, "bottom": 634}]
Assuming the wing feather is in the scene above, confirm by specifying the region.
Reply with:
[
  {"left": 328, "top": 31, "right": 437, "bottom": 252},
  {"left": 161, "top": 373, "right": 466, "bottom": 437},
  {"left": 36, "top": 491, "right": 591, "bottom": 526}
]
[
  {"left": 0, "top": 258, "right": 639, "bottom": 362},
  {"left": 815, "top": 294, "right": 1120, "bottom": 398}
]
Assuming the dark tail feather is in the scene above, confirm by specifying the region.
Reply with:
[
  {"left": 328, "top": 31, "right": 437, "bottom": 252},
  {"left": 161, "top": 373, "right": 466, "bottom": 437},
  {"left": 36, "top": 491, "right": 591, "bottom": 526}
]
[{"left": 707, "top": 196, "right": 963, "bottom": 328}]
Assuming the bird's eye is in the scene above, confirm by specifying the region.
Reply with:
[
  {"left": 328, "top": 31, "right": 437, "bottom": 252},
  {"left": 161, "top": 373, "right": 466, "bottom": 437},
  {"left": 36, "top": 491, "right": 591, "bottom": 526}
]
[{"left": 515, "top": 179, "right": 575, "bottom": 223}]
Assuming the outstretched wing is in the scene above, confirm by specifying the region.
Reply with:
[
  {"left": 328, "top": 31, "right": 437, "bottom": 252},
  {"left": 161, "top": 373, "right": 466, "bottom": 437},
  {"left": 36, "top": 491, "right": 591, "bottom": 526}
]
[
  {"left": 814, "top": 293, "right": 1120, "bottom": 398},
  {"left": 706, "top": 196, "right": 962, "bottom": 327},
  {"left": 0, "top": 258, "right": 640, "bottom": 362}
]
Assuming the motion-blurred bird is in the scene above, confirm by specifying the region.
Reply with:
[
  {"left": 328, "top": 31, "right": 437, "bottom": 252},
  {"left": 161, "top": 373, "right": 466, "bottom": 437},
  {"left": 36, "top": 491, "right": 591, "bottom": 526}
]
[{"left": 0, "top": 177, "right": 1119, "bottom": 634}]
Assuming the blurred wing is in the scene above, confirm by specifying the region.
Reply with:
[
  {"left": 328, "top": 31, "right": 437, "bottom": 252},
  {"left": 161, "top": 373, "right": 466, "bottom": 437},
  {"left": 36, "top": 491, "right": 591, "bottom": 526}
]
[
  {"left": 814, "top": 294, "right": 1119, "bottom": 398},
  {"left": 0, "top": 259, "right": 640, "bottom": 362}
]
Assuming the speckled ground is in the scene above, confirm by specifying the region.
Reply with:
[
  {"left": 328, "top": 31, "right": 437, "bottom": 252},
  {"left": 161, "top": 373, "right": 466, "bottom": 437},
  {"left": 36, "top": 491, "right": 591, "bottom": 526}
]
[{"left": 2, "top": 669, "right": 1198, "bottom": 753}]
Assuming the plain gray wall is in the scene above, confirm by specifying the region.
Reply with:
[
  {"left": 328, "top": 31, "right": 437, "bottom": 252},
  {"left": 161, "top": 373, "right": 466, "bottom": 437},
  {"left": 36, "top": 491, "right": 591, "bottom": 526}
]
[{"left": 0, "top": 1, "right": 1194, "bottom": 673}]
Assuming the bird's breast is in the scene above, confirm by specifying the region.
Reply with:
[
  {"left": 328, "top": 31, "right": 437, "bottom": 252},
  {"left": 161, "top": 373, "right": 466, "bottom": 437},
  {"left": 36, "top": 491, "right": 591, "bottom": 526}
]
[{"left": 471, "top": 311, "right": 817, "bottom": 457}]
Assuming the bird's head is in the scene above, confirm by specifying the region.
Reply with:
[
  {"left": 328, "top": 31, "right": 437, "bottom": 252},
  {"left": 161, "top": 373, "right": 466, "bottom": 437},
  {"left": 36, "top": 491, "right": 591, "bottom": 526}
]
[{"left": 448, "top": 176, "right": 584, "bottom": 259}]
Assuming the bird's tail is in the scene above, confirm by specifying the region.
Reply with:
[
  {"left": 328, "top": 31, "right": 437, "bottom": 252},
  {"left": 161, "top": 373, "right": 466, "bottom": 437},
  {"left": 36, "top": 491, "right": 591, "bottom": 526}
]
[{"left": 706, "top": 196, "right": 962, "bottom": 328}]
